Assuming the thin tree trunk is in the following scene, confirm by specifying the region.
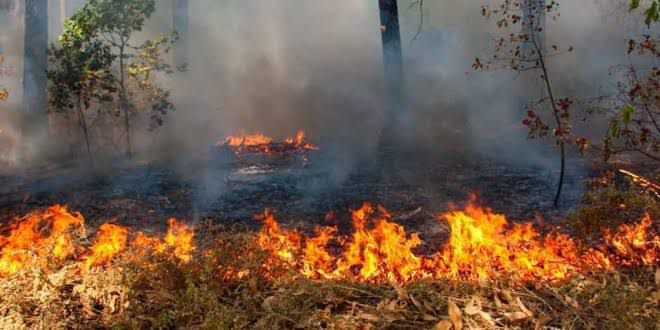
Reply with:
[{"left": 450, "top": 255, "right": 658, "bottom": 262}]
[
  {"left": 528, "top": 5, "right": 565, "bottom": 207},
  {"left": 76, "top": 96, "right": 93, "bottom": 163},
  {"left": 378, "top": 0, "right": 404, "bottom": 121},
  {"left": 23, "top": 0, "right": 49, "bottom": 146},
  {"left": 119, "top": 40, "right": 132, "bottom": 158},
  {"left": 172, "top": 0, "right": 188, "bottom": 69}
]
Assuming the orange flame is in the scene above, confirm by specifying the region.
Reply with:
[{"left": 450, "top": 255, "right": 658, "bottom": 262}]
[
  {"left": 256, "top": 200, "right": 658, "bottom": 284},
  {"left": 434, "top": 201, "right": 580, "bottom": 282},
  {"left": 82, "top": 223, "right": 129, "bottom": 270},
  {"left": 219, "top": 130, "right": 318, "bottom": 155},
  {"left": 224, "top": 134, "right": 272, "bottom": 147},
  {"left": 0, "top": 206, "right": 197, "bottom": 276},
  {"left": 0, "top": 205, "right": 84, "bottom": 276},
  {"left": 0, "top": 199, "right": 655, "bottom": 285}
]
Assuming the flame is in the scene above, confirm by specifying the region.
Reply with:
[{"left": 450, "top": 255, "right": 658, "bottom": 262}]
[
  {"left": 255, "top": 209, "right": 301, "bottom": 264},
  {"left": 256, "top": 200, "right": 658, "bottom": 284},
  {"left": 219, "top": 130, "right": 318, "bottom": 155},
  {"left": 224, "top": 134, "right": 272, "bottom": 147},
  {"left": 0, "top": 205, "right": 84, "bottom": 276},
  {"left": 0, "top": 199, "right": 656, "bottom": 285},
  {"left": 82, "top": 223, "right": 129, "bottom": 270},
  {"left": 434, "top": 201, "right": 580, "bottom": 282},
  {"left": 602, "top": 213, "right": 658, "bottom": 266},
  {"left": 0, "top": 207, "right": 196, "bottom": 276}
]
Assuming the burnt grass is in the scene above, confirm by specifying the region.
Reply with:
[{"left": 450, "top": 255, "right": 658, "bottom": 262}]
[{"left": 0, "top": 143, "right": 591, "bottom": 245}]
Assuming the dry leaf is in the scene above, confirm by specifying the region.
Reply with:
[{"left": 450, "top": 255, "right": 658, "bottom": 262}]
[
  {"left": 464, "top": 296, "right": 481, "bottom": 315},
  {"left": 493, "top": 292, "right": 503, "bottom": 308},
  {"left": 434, "top": 320, "right": 453, "bottom": 330},
  {"left": 358, "top": 313, "right": 380, "bottom": 322},
  {"left": 516, "top": 297, "right": 533, "bottom": 318},
  {"left": 410, "top": 294, "right": 423, "bottom": 311},
  {"left": 262, "top": 296, "right": 276, "bottom": 311},
  {"left": 448, "top": 300, "right": 463, "bottom": 329},
  {"left": 534, "top": 314, "right": 552, "bottom": 330},
  {"left": 478, "top": 311, "right": 496, "bottom": 327},
  {"left": 655, "top": 268, "right": 660, "bottom": 286},
  {"left": 504, "top": 311, "right": 529, "bottom": 322},
  {"left": 394, "top": 285, "right": 409, "bottom": 300},
  {"left": 564, "top": 295, "right": 579, "bottom": 309}
]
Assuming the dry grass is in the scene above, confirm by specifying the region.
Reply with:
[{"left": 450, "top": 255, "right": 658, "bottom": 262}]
[
  {"left": 1, "top": 174, "right": 658, "bottom": 329},
  {"left": 0, "top": 223, "right": 656, "bottom": 330}
]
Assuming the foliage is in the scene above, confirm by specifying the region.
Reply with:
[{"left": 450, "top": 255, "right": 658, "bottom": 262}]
[
  {"left": 630, "top": 0, "right": 660, "bottom": 26},
  {"left": 48, "top": 21, "right": 115, "bottom": 161},
  {"left": 585, "top": 4, "right": 659, "bottom": 162},
  {"left": 48, "top": 0, "right": 177, "bottom": 159}
]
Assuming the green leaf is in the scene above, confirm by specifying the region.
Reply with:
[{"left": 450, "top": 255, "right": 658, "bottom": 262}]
[
  {"left": 630, "top": 0, "right": 640, "bottom": 11},
  {"left": 644, "top": 1, "right": 660, "bottom": 26},
  {"left": 621, "top": 104, "right": 634, "bottom": 125},
  {"left": 608, "top": 120, "right": 621, "bottom": 138}
]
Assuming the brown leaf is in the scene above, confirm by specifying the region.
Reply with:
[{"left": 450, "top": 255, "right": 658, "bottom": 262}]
[
  {"left": 358, "top": 313, "right": 380, "bottom": 322},
  {"left": 433, "top": 320, "right": 453, "bottom": 330},
  {"left": 516, "top": 297, "right": 534, "bottom": 318},
  {"left": 564, "top": 295, "right": 579, "bottom": 309},
  {"left": 262, "top": 296, "right": 276, "bottom": 311},
  {"left": 535, "top": 314, "right": 553, "bottom": 330},
  {"left": 504, "top": 311, "right": 529, "bottom": 323},
  {"left": 478, "top": 311, "right": 496, "bottom": 327},
  {"left": 493, "top": 291, "right": 503, "bottom": 308},
  {"left": 394, "top": 285, "right": 409, "bottom": 300},
  {"left": 655, "top": 268, "right": 660, "bottom": 286},
  {"left": 410, "top": 294, "right": 423, "bottom": 311},
  {"left": 448, "top": 300, "right": 463, "bottom": 330},
  {"left": 464, "top": 296, "right": 481, "bottom": 315}
]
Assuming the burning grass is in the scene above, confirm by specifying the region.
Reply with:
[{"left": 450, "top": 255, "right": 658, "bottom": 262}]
[
  {"left": 0, "top": 197, "right": 657, "bottom": 329},
  {"left": 217, "top": 130, "right": 318, "bottom": 156}
]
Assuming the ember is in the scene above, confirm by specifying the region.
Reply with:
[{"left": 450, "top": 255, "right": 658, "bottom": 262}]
[{"left": 218, "top": 130, "right": 318, "bottom": 156}]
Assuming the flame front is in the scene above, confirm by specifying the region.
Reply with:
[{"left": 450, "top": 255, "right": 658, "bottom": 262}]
[
  {"left": 0, "top": 199, "right": 656, "bottom": 285},
  {"left": 219, "top": 130, "right": 318, "bottom": 155},
  {"left": 0, "top": 208, "right": 196, "bottom": 277},
  {"left": 0, "top": 205, "right": 84, "bottom": 276},
  {"left": 224, "top": 134, "right": 273, "bottom": 147},
  {"left": 82, "top": 223, "right": 129, "bottom": 270},
  {"left": 256, "top": 200, "right": 658, "bottom": 284}
]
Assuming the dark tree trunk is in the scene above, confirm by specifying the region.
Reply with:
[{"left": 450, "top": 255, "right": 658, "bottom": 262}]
[
  {"left": 23, "top": 0, "right": 48, "bottom": 139},
  {"left": 378, "top": 0, "right": 406, "bottom": 145},
  {"left": 173, "top": 0, "right": 188, "bottom": 69},
  {"left": 378, "top": 0, "right": 403, "bottom": 100}
]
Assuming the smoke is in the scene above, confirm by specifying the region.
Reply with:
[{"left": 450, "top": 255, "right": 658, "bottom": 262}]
[{"left": 1, "top": 0, "right": 650, "bottom": 212}]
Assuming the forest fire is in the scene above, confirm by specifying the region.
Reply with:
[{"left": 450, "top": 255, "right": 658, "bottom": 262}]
[
  {"left": 218, "top": 130, "right": 318, "bottom": 156},
  {"left": 0, "top": 200, "right": 657, "bottom": 285},
  {"left": 0, "top": 206, "right": 194, "bottom": 277},
  {"left": 256, "top": 200, "right": 659, "bottom": 284}
]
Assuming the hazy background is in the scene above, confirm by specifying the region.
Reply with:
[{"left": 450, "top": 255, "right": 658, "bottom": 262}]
[{"left": 0, "top": 0, "right": 652, "bottom": 174}]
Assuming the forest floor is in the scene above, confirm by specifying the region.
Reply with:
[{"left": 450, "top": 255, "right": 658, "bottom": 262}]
[{"left": 0, "top": 146, "right": 657, "bottom": 329}]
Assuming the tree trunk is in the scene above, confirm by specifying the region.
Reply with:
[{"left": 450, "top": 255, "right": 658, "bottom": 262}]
[
  {"left": 23, "top": 0, "right": 49, "bottom": 146},
  {"left": 119, "top": 40, "right": 132, "bottom": 159},
  {"left": 378, "top": 0, "right": 406, "bottom": 143},
  {"left": 378, "top": 0, "right": 403, "bottom": 109},
  {"left": 172, "top": 0, "right": 188, "bottom": 69}
]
